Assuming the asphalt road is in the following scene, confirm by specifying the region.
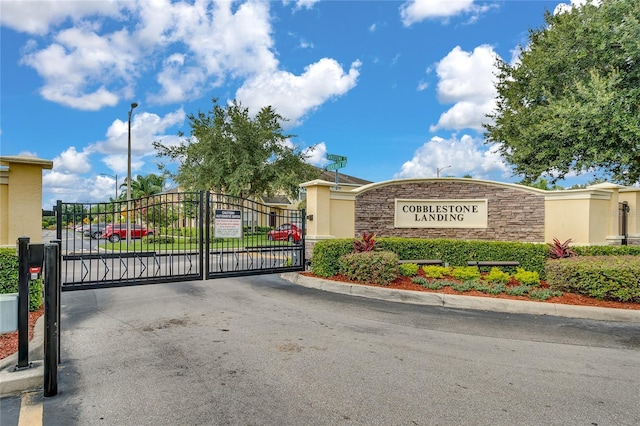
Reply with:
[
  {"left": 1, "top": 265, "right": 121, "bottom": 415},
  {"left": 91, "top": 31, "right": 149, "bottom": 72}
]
[{"left": 3, "top": 274, "right": 640, "bottom": 425}]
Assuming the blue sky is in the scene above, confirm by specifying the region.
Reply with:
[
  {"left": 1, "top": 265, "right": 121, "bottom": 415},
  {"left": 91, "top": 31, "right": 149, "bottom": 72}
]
[{"left": 0, "top": 0, "right": 595, "bottom": 208}]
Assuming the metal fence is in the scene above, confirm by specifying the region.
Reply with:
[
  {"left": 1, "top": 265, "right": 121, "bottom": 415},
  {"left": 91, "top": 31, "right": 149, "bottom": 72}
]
[{"left": 55, "top": 191, "right": 305, "bottom": 290}]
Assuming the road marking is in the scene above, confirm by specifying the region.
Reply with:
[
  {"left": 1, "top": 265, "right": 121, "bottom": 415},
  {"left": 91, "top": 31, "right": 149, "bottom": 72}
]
[{"left": 18, "top": 391, "right": 42, "bottom": 426}]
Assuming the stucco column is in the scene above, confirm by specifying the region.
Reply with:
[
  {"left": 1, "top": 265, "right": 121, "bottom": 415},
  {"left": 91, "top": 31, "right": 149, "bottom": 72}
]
[
  {"left": 301, "top": 179, "right": 333, "bottom": 239},
  {"left": 589, "top": 183, "right": 624, "bottom": 245},
  {"left": 0, "top": 156, "right": 53, "bottom": 246}
]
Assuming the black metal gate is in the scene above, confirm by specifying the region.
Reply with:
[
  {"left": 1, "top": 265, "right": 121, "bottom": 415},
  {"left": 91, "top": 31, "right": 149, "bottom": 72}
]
[{"left": 55, "top": 191, "right": 305, "bottom": 290}]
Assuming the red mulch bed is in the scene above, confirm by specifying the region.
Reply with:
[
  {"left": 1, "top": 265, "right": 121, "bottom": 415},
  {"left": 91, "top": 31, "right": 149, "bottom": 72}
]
[
  {"left": 0, "top": 307, "right": 44, "bottom": 361},
  {"left": 300, "top": 271, "right": 640, "bottom": 311}
]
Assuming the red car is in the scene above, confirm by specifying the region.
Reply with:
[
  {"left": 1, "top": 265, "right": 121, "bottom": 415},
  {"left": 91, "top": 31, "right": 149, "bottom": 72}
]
[
  {"left": 102, "top": 224, "right": 154, "bottom": 243},
  {"left": 267, "top": 223, "right": 302, "bottom": 243}
]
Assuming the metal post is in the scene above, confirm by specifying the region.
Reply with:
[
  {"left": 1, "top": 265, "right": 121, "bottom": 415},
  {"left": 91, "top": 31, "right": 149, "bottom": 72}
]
[
  {"left": 52, "top": 239, "right": 63, "bottom": 361},
  {"left": 44, "top": 242, "right": 60, "bottom": 397},
  {"left": 16, "top": 237, "right": 30, "bottom": 370}
]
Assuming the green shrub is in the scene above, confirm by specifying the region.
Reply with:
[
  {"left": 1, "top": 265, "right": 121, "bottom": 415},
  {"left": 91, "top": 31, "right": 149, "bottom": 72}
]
[
  {"left": 311, "top": 239, "right": 354, "bottom": 277},
  {"left": 487, "top": 283, "right": 507, "bottom": 295},
  {"left": 398, "top": 263, "right": 419, "bottom": 276},
  {"left": 470, "top": 282, "right": 492, "bottom": 292},
  {"left": 338, "top": 251, "right": 399, "bottom": 285},
  {"left": 573, "top": 245, "right": 640, "bottom": 256},
  {"left": 513, "top": 268, "right": 541, "bottom": 286},
  {"left": 528, "top": 288, "right": 563, "bottom": 301},
  {"left": 377, "top": 237, "right": 548, "bottom": 277},
  {"left": 144, "top": 235, "right": 175, "bottom": 244},
  {"left": 546, "top": 256, "right": 640, "bottom": 302},
  {"left": 421, "top": 265, "right": 452, "bottom": 279},
  {"left": 505, "top": 285, "right": 531, "bottom": 296},
  {"left": 450, "top": 266, "right": 481, "bottom": 281},
  {"left": 0, "top": 248, "right": 43, "bottom": 311},
  {"left": 451, "top": 281, "right": 475, "bottom": 292},
  {"left": 423, "top": 280, "right": 451, "bottom": 290},
  {"left": 484, "top": 267, "right": 511, "bottom": 284},
  {"left": 411, "top": 277, "right": 428, "bottom": 286}
]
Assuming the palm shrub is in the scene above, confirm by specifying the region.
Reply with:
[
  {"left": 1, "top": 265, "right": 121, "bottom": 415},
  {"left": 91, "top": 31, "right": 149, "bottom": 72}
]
[{"left": 338, "top": 251, "right": 399, "bottom": 285}]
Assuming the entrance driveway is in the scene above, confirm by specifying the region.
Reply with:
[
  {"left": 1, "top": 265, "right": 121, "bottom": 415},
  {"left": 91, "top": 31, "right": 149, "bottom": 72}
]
[{"left": 20, "top": 275, "right": 640, "bottom": 424}]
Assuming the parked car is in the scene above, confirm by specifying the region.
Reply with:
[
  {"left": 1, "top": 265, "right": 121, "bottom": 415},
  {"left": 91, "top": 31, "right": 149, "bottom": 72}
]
[
  {"left": 101, "top": 224, "right": 154, "bottom": 243},
  {"left": 83, "top": 223, "right": 110, "bottom": 239},
  {"left": 267, "top": 223, "right": 302, "bottom": 243}
]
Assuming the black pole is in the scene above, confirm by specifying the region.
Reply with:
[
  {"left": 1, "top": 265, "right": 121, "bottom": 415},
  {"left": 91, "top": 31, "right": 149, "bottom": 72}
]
[
  {"left": 16, "top": 236, "right": 30, "bottom": 370},
  {"left": 52, "top": 239, "right": 63, "bottom": 361},
  {"left": 44, "top": 242, "right": 59, "bottom": 397}
]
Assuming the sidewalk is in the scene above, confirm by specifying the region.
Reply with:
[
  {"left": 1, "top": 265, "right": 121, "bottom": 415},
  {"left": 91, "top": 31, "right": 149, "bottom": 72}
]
[{"left": 0, "top": 315, "right": 45, "bottom": 396}]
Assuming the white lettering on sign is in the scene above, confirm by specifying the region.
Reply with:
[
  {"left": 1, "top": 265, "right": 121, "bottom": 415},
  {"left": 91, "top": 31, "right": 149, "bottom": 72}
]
[
  {"left": 395, "top": 199, "right": 488, "bottom": 228},
  {"left": 214, "top": 209, "right": 243, "bottom": 238}
]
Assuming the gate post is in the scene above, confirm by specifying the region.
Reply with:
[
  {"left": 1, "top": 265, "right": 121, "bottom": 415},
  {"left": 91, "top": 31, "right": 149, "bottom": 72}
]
[
  {"left": 16, "top": 237, "right": 30, "bottom": 369},
  {"left": 44, "top": 242, "right": 60, "bottom": 397}
]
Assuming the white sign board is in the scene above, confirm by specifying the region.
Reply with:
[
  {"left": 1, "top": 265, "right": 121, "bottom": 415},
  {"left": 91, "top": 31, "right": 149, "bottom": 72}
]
[
  {"left": 214, "top": 209, "right": 243, "bottom": 238},
  {"left": 395, "top": 199, "right": 488, "bottom": 228}
]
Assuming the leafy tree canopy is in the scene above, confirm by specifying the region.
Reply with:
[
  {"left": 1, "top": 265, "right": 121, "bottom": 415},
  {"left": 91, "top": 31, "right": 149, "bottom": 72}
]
[
  {"left": 154, "top": 99, "right": 318, "bottom": 200},
  {"left": 120, "top": 173, "right": 165, "bottom": 200},
  {"left": 484, "top": 0, "right": 640, "bottom": 185}
]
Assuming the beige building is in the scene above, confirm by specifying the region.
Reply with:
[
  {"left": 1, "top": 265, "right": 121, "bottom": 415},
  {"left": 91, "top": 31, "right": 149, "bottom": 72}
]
[{"left": 0, "top": 156, "right": 53, "bottom": 247}]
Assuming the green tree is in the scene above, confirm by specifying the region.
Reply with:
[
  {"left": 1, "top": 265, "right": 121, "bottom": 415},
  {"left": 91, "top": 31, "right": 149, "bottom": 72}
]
[
  {"left": 154, "top": 99, "right": 318, "bottom": 199},
  {"left": 121, "top": 174, "right": 165, "bottom": 199},
  {"left": 484, "top": 0, "right": 640, "bottom": 185}
]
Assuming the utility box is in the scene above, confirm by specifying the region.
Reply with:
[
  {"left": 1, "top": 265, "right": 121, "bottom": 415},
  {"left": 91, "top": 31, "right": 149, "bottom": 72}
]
[{"left": 0, "top": 293, "right": 19, "bottom": 333}]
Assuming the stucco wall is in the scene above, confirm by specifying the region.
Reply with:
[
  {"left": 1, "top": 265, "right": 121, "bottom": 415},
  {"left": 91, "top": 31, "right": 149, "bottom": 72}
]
[
  {"left": 0, "top": 156, "right": 53, "bottom": 246},
  {"left": 354, "top": 179, "right": 545, "bottom": 242}
]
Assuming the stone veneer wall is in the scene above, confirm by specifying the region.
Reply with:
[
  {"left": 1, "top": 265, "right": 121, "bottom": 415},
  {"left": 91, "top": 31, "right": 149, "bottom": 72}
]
[{"left": 354, "top": 181, "right": 545, "bottom": 242}]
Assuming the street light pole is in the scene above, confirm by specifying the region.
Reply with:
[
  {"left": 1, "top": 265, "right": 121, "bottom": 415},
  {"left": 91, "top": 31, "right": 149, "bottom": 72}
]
[
  {"left": 436, "top": 165, "right": 451, "bottom": 178},
  {"left": 100, "top": 173, "right": 118, "bottom": 200},
  {"left": 127, "top": 102, "right": 138, "bottom": 246}
]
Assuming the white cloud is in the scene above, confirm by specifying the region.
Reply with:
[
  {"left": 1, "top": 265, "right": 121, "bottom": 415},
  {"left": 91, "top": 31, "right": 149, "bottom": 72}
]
[
  {"left": 51, "top": 146, "right": 92, "bottom": 174},
  {"left": 236, "top": 59, "right": 361, "bottom": 126},
  {"left": 554, "top": 0, "right": 601, "bottom": 15},
  {"left": 88, "top": 107, "right": 185, "bottom": 175},
  {"left": 394, "top": 134, "right": 509, "bottom": 179},
  {"left": 293, "top": 0, "right": 321, "bottom": 10},
  {"left": 400, "top": 0, "right": 487, "bottom": 26},
  {"left": 0, "top": 0, "right": 122, "bottom": 36},
  {"left": 9, "top": 0, "right": 361, "bottom": 125},
  {"left": 303, "top": 142, "right": 328, "bottom": 167},
  {"left": 430, "top": 45, "right": 498, "bottom": 131}
]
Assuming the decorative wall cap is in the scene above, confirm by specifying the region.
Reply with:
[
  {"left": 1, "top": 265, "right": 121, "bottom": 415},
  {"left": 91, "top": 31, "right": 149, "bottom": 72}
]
[
  {"left": 588, "top": 182, "right": 627, "bottom": 190},
  {"left": 300, "top": 179, "right": 361, "bottom": 191},
  {"left": 544, "top": 189, "right": 612, "bottom": 200},
  {"left": 352, "top": 177, "right": 547, "bottom": 196},
  {"left": 0, "top": 155, "right": 53, "bottom": 170}
]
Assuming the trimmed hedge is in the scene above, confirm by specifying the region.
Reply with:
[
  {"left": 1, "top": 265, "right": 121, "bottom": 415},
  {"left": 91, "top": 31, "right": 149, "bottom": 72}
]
[
  {"left": 309, "top": 238, "right": 354, "bottom": 277},
  {"left": 311, "top": 238, "right": 548, "bottom": 278},
  {"left": 546, "top": 256, "right": 640, "bottom": 302},
  {"left": 0, "top": 248, "right": 43, "bottom": 311}
]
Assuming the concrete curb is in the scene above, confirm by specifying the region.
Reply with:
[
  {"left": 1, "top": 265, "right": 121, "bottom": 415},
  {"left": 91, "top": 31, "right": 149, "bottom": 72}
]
[
  {"left": 282, "top": 273, "right": 640, "bottom": 323},
  {"left": 0, "top": 315, "right": 45, "bottom": 396}
]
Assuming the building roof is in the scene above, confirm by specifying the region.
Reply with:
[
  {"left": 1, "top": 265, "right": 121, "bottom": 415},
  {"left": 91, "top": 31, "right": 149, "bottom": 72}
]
[{"left": 315, "top": 167, "right": 372, "bottom": 186}]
